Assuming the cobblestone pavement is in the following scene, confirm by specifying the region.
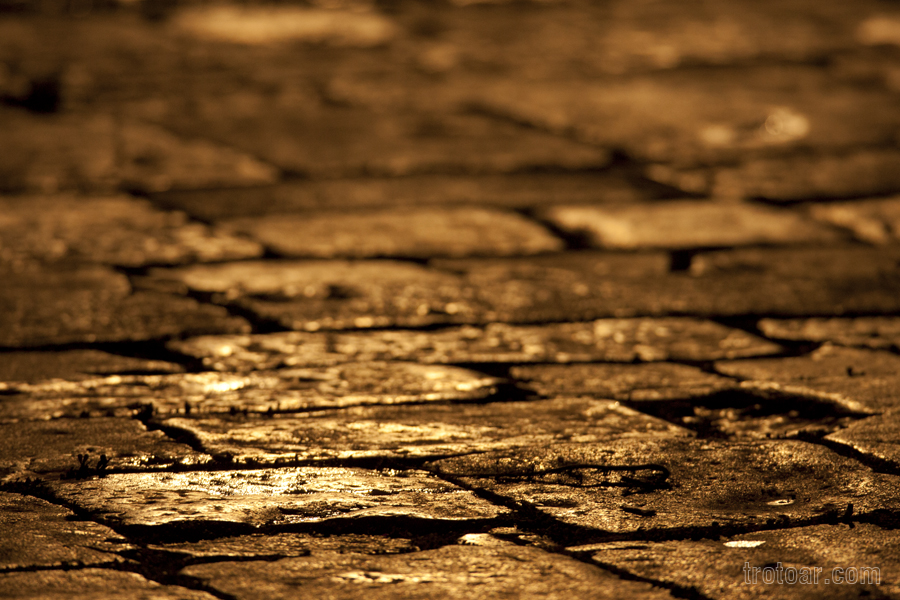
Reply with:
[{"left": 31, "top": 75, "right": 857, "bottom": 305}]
[{"left": 3, "top": 1, "right": 900, "bottom": 598}]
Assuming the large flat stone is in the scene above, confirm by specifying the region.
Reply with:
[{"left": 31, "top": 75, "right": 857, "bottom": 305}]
[
  {"left": 0, "top": 195, "right": 262, "bottom": 268},
  {"left": 0, "top": 417, "right": 206, "bottom": 481},
  {"left": 712, "top": 149, "right": 900, "bottom": 200},
  {"left": 159, "top": 397, "right": 690, "bottom": 464},
  {"left": 167, "top": 318, "right": 782, "bottom": 371},
  {"left": 150, "top": 172, "right": 651, "bottom": 221},
  {"left": 430, "top": 439, "right": 900, "bottom": 535},
  {"left": 510, "top": 363, "right": 735, "bottom": 401},
  {"left": 0, "top": 491, "right": 129, "bottom": 570},
  {"left": 181, "top": 540, "right": 674, "bottom": 600},
  {"left": 715, "top": 345, "right": 900, "bottom": 412},
  {"left": 758, "top": 317, "right": 900, "bottom": 350},
  {"left": 0, "top": 349, "right": 182, "bottom": 385},
  {"left": 0, "top": 363, "right": 498, "bottom": 421},
  {"left": 825, "top": 410, "right": 900, "bottom": 470},
  {"left": 540, "top": 200, "right": 840, "bottom": 250},
  {"left": 45, "top": 467, "right": 508, "bottom": 527},
  {"left": 579, "top": 523, "right": 897, "bottom": 599},
  {"left": 152, "top": 533, "right": 417, "bottom": 559},
  {"left": 0, "top": 569, "right": 218, "bottom": 600},
  {"left": 472, "top": 66, "right": 900, "bottom": 166},
  {"left": 220, "top": 207, "right": 563, "bottom": 259},
  {"left": 809, "top": 195, "right": 900, "bottom": 244},
  {"left": 0, "top": 265, "right": 250, "bottom": 348}
]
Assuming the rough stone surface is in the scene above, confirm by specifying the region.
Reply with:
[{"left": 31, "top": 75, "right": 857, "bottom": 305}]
[
  {"left": 825, "top": 410, "right": 900, "bottom": 470},
  {"left": 0, "top": 363, "right": 498, "bottom": 421},
  {"left": 758, "top": 317, "right": 900, "bottom": 350},
  {"left": 0, "top": 569, "right": 219, "bottom": 599},
  {"left": 168, "top": 318, "right": 782, "bottom": 371},
  {"left": 430, "top": 439, "right": 900, "bottom": 535},
  {"left": 181, "top": 540, "right": 674, "bottom": 600},
  {"left": 581, "top": 523, "right": 897, "bottom": 598},
  {"left": 151, "top": 172, "right": 652, "bottom": 221},
  {"left": 809, "top": 195, "right": 900, "bottom": 244},
  {"left": 0, "top": 195, "right": 262, "bottom": 268},
  {"left": 46, "top": 467, "right": 509, "bottom": 527},
  {"left": 160, "top": 398, "right": 690, "bottom": 464},
  {"left": 152, "top": 533, "right": 417, "bottom": 559},
  {"left": 540, "top": 200, "right": 840, "bottom": 249},
  {"left": 715, "top": 345, "right": 900, "bottom": 412},
  {"left": 0, "top": 349, "right": 182, "bottom": 384},
  {"left": 220, "top": 207, "right": 563, "bottom": 259},
  {"left": 0, "top": 491, "right": 129, "bottom": 570},
  {"left": 0, "top": 265, "right": 250, "bottom": 348},
  {"left": 0, "top": 418, "right": 206, "bottom": 481},
  {"left": 510, "top": 363, "right": 735, "bottom": 401}
]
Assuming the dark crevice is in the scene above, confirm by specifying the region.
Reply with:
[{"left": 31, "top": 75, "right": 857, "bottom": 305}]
[{"left": 800, "top": 435, "right": 900, "bottom": 479}]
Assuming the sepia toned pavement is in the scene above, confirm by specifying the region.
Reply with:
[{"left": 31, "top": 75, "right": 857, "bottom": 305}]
[{"left": 2, "top": 1, "right": 900, "bottom": 597}]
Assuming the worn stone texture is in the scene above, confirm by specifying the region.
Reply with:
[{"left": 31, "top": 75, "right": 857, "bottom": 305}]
[
  {"left": 540, "top": 200, "right": 841, "bottom": 249},
  {"left": 0, "top": 363, "right": 498, "bottom": 421},
  {"left": 46, "top": 467, "right": 509, "bottom": 527},
  {"left": 0, "top": 349, "right": 182, "bottom": 384},
  {"left": 0, "top": 569, "right": 219, "bottom": 600},
  {"left": 716, "top": 345, "right": 900, "bottom": 412},
  {"left": 581, "top": 523, "right": 897, "bottom": 599},
  {"left": 0, "top": 265, "right": 250, "bottom": 348},
  {"left": 758, "top": 317, "right": 900, "bottom": 350},
  {"left": 181, "top": 540, "right": 674, "bottom": 600},
  {"left": 809, "top": 195, "right": 900, "bottom": 244},
  {"left": 152, "top": 533, "right": 417, "bottom": 559},
  {"left": 825, "top": 410, "right": 900, "bottom": 469},
  {"left": 220, "top": 207, "right": 564, "bottom": 259},
  {"left": 0, "top": 491, "right": 130, "bottom": 570},
  {"left": 0, "top": 417, "right": 206, "bottom": 481},
  {"left": 510, "top": 363, "right": 735, "bottom": 401},
  {"left": 472, "top": 67, "right": 900, "bottom": 166},
  {"left": 160, "top": 398, "right": 690, "bottom": 464},
  {"left": 430, "top": 439, "right": 900, "bottom": 535},
  {"left": 167, "top": 318, "right": 781, "bottom": 371},
  {"left": 0, "top": 195, "right": 262, "bottom": 268},
  {"left": 150, "top": 172, "right": 652, "bottom": 221}
]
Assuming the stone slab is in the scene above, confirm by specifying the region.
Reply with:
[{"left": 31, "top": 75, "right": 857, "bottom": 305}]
[
  {"left": 825, "top": 410, "right": 900, "bottom": 470},
  {"left": 0, "top": 569, "right": 218, "bottom": 600},
  {"left": 45, "top": 467, "right": 509, "bottom": 527},
  {"left": 159, "top": 397, "right": 690, "bottom": 464},
  {"left": 0, "top": 363, "right": 498, "bottom": 421},
  {"left": 167, "top": 318, "right": 782, "bottom": 371},
  {"left": 0, "top": 195, "right": 262, "bottom": 268},
  {"left": 715, "top": 345, "right": 900, "bottom": 412},
  {"left": 181, "top": 540, "right": 674, "bottom": 600},
  {"left": 809, "top": 195, "right": 900, "bottom": 244},
  {"left": 540, "top": 200, "right": 840, "bottom": 250},
  {"left": 758, "top": 317, "right": 900, "bottom": 350},
  {"left": 151, "top": 533, "right": 416, "bottom": 559},
  {"left": 580, "top": 523, "right": 897, "bottom": 599},
  {"left": 220, "top": 207, "right": 563, "bottom": 259},
  {"left": 150, "top": 172, "right": 652, "bottom": 221},
  {"left": 0, "top": 491, "right": 130, "bottom": 570},
  {"left": 510, "top": 363, "right": 736, "bottom": 401},
  {"left": 0, "top": 265, "right": 250, "bottom": 348},
  {"left": 0, "top": 349, "right": 182, "bottom": 384},
  {"left": 0, "top": 417, "right": 207, "bottom": 481},
  {"left": 430, "top": 439, "right": 900, "bottom": 535},
  {"left": 472, "top": 66, "right": 900, "bottom": 166}
]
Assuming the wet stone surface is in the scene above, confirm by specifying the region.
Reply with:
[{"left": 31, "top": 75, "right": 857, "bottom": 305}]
[
  {"left": 430, "top": 439, "right": 900, "bottom": 536},
  {"left": 151, "top": 532, "right": 417, "bottom": 559},
  {"left": 168, "top": 318, "right": 782, "bottom": 371},
  {"left": 0, "top": 569, "right": 219, "bottom": 600},
  {"left": 0, "top": 265, "right": 250, "bottom": 348},
  {"left": 0, "top": 195, "right": 262, "bottom": 268},
  {"left": 159, "top": 398, "right": 690, "bottom": 464},
  {"left": 0, "top": 491, "right": 129, "bottom": 570},
  {"left": 540, "top": 200, "right": 840, "bottom": 250},
  {"left": 0, "top": 418, "right": 206, "bottom": 481},
  {"left": 45, "top": 467, "right": 509, "bottom": 528},
  {"left": 758, "top": 316, "right": 900, "bottom": 350},
  {"left": 0, "top": 349, "right": 182, "bottom": 385},
  {"left": 219, "top": 207, "right": 564, "bottom": 259},
  {"left": 181, "top": 538, "right": 675, "bottom": 600},
  {"left": 579, "top": 523, "right": 898, "bottom": 599},
  {"left": 0, "top": 363, "right": 498, "bottom": 421}
]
